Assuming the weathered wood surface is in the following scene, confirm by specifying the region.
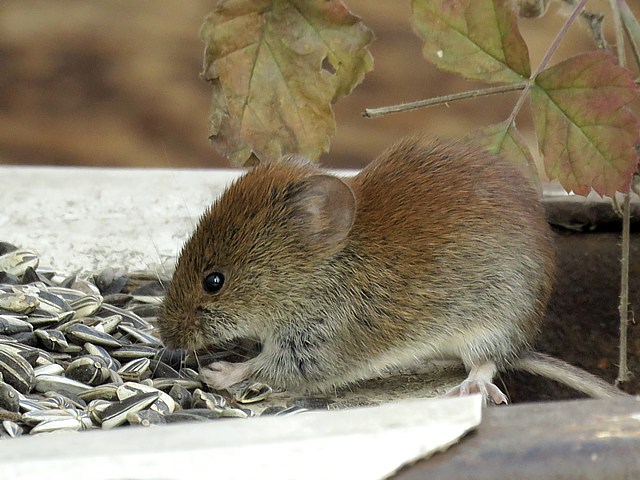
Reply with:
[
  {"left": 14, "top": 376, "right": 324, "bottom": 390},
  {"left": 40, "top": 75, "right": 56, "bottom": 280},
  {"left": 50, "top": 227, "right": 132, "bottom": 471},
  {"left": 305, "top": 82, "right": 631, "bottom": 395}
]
[{"left": 394, "top": 398, "right": 640, "bottom": 480}]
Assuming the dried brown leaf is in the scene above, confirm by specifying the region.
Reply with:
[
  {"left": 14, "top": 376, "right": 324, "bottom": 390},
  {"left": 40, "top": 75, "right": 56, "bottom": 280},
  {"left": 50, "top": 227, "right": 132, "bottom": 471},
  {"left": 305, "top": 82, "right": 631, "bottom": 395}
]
[{"left": 201, "top": 0, "right": 373, "bottom": 166}]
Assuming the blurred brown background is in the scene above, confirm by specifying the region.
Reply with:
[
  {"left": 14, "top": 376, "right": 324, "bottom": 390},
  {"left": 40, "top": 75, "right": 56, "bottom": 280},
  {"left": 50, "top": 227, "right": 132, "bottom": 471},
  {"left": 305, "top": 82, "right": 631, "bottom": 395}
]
[{"left": 0, "top": 0, "right": 637, "bottom": 169}]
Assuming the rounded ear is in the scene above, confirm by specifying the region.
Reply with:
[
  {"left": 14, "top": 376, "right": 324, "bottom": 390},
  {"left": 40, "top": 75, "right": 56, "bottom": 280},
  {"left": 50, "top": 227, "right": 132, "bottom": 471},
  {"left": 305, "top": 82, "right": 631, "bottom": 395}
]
[{"left": 289, "top": 175, "right": 356, "bottom": 248}]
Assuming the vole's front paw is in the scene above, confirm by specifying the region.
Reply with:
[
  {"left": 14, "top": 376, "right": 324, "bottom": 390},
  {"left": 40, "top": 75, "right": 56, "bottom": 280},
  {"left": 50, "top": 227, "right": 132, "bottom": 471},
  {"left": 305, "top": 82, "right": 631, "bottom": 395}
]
[{"left": 200, "top": 361, "right": 250, "bottom": 389}]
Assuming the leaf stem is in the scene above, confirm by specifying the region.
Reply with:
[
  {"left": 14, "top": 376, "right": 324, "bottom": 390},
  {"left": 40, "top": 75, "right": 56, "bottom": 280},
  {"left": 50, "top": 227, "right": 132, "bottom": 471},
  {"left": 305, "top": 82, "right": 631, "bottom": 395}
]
[
  {"left": 611, "top": 0, "right": 627, "bottom": 66},
  {"left": 620, "top": 0, "right": 640, "bottom": 71},
  {"left": 506, "top": 0, "right": 588, "bottom": 127},
  {"left": 559, "top": 0, "right": 608, "bottom": 49},
  {"left": 535, "top": 0, "right": 588, "bottom": 74},
  {"left": 361, "top": 83, "right": 528, "bottom": 118}
]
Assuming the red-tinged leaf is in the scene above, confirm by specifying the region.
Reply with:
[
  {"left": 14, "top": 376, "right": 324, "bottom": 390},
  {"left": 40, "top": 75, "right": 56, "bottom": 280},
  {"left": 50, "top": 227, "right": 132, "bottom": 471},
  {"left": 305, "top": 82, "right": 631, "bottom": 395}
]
[
  {"left": 201, "top": 0, "right": 374, "bottom": 166},
  {"left": 463, "top": 120, "right": 541, "bottom": 196},
  {"left": 411, "top": 0, "right": 530, "bottom": 84},
  {"left": 531, "top": 51, "right": 640, "bottom": 196}
]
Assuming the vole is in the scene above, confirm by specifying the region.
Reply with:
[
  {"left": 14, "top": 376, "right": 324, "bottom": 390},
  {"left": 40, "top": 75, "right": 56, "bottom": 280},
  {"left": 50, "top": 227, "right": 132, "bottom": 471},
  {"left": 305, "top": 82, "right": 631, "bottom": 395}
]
[{"left": 158, "top": 136, "right": 627, "bottom": 404}]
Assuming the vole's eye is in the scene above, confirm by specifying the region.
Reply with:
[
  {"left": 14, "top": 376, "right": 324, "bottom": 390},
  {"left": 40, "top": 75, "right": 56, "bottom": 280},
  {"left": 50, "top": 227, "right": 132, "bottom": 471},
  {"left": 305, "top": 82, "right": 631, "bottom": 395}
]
[{"left": 203, "top": 272, "right": 225, "bottom": 294}]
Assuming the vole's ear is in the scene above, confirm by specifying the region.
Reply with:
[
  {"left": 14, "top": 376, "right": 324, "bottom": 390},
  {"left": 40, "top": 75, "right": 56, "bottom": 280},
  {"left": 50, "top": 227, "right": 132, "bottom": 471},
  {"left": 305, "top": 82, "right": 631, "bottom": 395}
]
[{"left": 289, "top": 175, "right": 356, "bottom": 247}]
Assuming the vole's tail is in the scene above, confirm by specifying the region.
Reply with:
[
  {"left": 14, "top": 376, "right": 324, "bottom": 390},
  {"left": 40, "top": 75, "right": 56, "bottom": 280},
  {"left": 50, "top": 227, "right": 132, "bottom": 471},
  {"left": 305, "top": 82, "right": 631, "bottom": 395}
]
[{"left": 513, "top": 351, "right": 630, "bottom": 399}]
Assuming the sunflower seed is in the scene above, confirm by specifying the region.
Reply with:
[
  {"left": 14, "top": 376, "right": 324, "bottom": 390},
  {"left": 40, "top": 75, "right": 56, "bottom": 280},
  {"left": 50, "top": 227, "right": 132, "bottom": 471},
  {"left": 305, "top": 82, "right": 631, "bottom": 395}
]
[
  {"left": 34, "top": 375, "right": 91, "bottom": 395},
  {"left": 126, "top": 409, "right": 166, "bottom": 427},
  {"left": 192, "top": 389, "right": 227, "bottom": 410},
  {"left": 111, "top": 345, "right": 158, "bottom": 361},
  {"left": 275, "top": 405, "right": 310, "bottom": 416},
  {"left": 117, "top": 382, "right": 175, "bottom": 415},
  {"left": 179, "top": 368, "right": 199, "bottom": 381},
  {"left": 78, "top": 383, "right": 119, "bottom": 402},
  {"left": 65, "top": 356, "right": 111, "bottom": 386},
  {"left": 94, "top": 267, "right": 128, "bottom": 296},
  {"left": 27, "top": 310, "right": 73, "bottom": 328},
  {"left": 46, "top": 287, "right": 86, "bottom": 302},
  {"left": 87, "top": 399, "right": 112, "bottom": 424},
  {"left": 83, "top": 343, "right": 120, "bottom": 370},
  {"left": 108, "top": 369, "right": 124, "bottom": 386},
  {"left": 117, "top": 358, "right": 151, "bottom": 382},
  {"left": 235, "top": 382, "right": 272, "bottom": 404},
  {"left": 34, "top": 291, "right": 72, "bottom": 315},
  {"left": 43, "top": 390, "right": 87, "bottom": 410},
  {"left": 117, "top": 324, "right": 162, "bottom": 346},
  {"left": 22, "top": 408, "right": 77, "bottom": 426},
  {"left": 94, "top": 314, "right": 122, "bottom": 334},
  {"left": 22, "top": 267, "right": 54, "bottom": 287},
  {"left": 9, "top": 331, "right": 37, "bottom": 347},
  {"left": 0, "top": 249, "right": 39, "bottom": 277},
  {"left": 69, "top": 295, "right": 103, "bottom": 318},
  {"left": 0, "top": 272, "right": 20, "bottom": 286},
  {"left": 0, "top": 315, "right": 33, "bottom": 335},
  {"left": 0, "top": 381, "right": 19, "bottom": 412},
  {"left": 61, "top": 278, "right": 101, "bottom": 297},
  {"left": 0, "top": 346, "right": 36, "bottom": 393},
  {"left": 1, "top": 420, "right": 23, "bottom": 438},
  {"left": 96, "top": 305, "right": 149, "bottom": 329},
  {"left": 33, "top": 363, "right": 65, "bottom": 377},
  {"left": 152, "top": 377, "right": 202, "bottom": 391},
  {"left": 220, "top": 407, "right": 253, "bottom": 418},
  {"left": 148, "top": 359, "right": 179, "bottom": 379},
  {"left": 66, "top": 324, "right": 121, "bottom": 348},
  {"left": 100, "top": 391, "right": 159, "bottom": 429},
  {"left": 34, "top": 329, "right": 69, "bottom": 351},
  {"left": 167, "top": 384, "right": 192, "bottom": 409},
  {"left": 0, "top": 291, "right": 39, "bottom": 314},
  {"left": 164, "top": 408, "right": 224, "bottom": 423},
  {"left": 29, "top": 415, "right": 84, "bottom": 434},
  {"left": 101, "top": 294, "right": 133, "bottom": 308}
]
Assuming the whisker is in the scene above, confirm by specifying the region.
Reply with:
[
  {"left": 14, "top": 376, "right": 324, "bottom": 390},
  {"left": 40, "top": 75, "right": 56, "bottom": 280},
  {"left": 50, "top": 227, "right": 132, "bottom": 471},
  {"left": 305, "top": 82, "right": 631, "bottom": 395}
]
[{"left": 152, "top": 346, "right": 167, "bottom": 377}]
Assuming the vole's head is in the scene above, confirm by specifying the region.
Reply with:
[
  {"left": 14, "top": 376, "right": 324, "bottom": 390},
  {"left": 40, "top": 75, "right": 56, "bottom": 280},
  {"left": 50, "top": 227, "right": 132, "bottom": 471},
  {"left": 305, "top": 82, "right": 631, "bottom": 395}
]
[{"left": 157, "top": 160, "right": 356, "bottom": 352}]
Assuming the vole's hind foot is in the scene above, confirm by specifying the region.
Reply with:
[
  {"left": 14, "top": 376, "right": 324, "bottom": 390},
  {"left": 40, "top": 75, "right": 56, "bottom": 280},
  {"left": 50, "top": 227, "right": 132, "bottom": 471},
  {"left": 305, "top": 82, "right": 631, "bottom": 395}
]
[
  {"left": 445, "top": 361, "right": 509, "bottom": 405},
  {"left": 200, "top": 361, "right": 250, "bottom": 389}
]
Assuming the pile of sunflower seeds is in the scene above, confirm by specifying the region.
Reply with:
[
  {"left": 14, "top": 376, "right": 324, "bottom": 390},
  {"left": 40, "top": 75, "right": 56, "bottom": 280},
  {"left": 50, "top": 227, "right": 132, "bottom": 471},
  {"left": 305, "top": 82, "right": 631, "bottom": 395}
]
[{"left": 0, "top": 241, "right": 295, "bottom": 438}]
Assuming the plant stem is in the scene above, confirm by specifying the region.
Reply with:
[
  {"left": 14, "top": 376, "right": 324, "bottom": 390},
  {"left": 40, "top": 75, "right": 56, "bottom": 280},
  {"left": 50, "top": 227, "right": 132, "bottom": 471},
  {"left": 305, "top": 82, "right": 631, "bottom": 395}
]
[
  {"left": 610, "top": 0, "right": 633, "bottom": 386},
  {"left": 620, "top": 0, "right": 640, "bottom": 71},
  {"left": 611, "top": 0, "right": 627, "bottom": 64},
  {"left": 617, "top": 193, "right": 632, "bottom": 385},
  {"left": 361, "top": 83, "right": 527, "bottom": 118},
  {"left": 559, "top": 0, "right": 607, "bottom": 49},
  {"left": 507, "top": 0, "right": 587, "bottom": 126}
]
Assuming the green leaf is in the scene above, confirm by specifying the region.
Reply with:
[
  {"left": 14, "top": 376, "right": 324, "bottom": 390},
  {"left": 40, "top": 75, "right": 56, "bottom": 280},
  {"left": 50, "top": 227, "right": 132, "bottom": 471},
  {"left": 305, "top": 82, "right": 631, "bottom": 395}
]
[
  {"left": 411, "top": 0, "right": 530, "bottom": 84},
  {"left": 201, "top": 0, "right": 374, "bottom": 166},
  {"left": 531, "top": 51, "right": 640, "bottom": 196},
  {"left": 463, "top": 120, "right": 541, "bottom": 196}
]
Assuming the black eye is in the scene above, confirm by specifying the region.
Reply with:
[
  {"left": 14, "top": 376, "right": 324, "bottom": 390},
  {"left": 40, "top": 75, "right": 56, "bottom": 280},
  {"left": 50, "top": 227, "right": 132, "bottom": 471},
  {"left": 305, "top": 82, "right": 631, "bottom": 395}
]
[{"left": 203, "top": 272, "right": 225, "bottom": 294}]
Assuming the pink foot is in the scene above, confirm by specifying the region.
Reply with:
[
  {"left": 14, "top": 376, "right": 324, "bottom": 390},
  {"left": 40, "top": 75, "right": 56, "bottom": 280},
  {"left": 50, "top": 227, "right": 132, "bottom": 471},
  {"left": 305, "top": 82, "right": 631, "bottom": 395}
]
[
  {"left": 445, "top": 361, "right": 509, "bottom": 405},
  {"left": 200, "top": 361, "right": 250, "bottom": 390}
]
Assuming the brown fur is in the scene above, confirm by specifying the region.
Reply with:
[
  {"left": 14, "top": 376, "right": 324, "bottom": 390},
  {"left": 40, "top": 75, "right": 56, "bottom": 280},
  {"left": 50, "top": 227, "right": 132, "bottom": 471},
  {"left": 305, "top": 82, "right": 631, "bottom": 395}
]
[{"left": 158, "top": 136, "right": 556, "bottom": 392}]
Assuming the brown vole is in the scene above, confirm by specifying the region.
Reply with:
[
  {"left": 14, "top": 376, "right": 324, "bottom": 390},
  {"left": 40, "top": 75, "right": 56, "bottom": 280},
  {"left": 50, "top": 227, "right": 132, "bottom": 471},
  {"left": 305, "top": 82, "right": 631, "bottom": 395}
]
[{"left": 158, "top": 136, "right": 626, "bottom": 403}]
